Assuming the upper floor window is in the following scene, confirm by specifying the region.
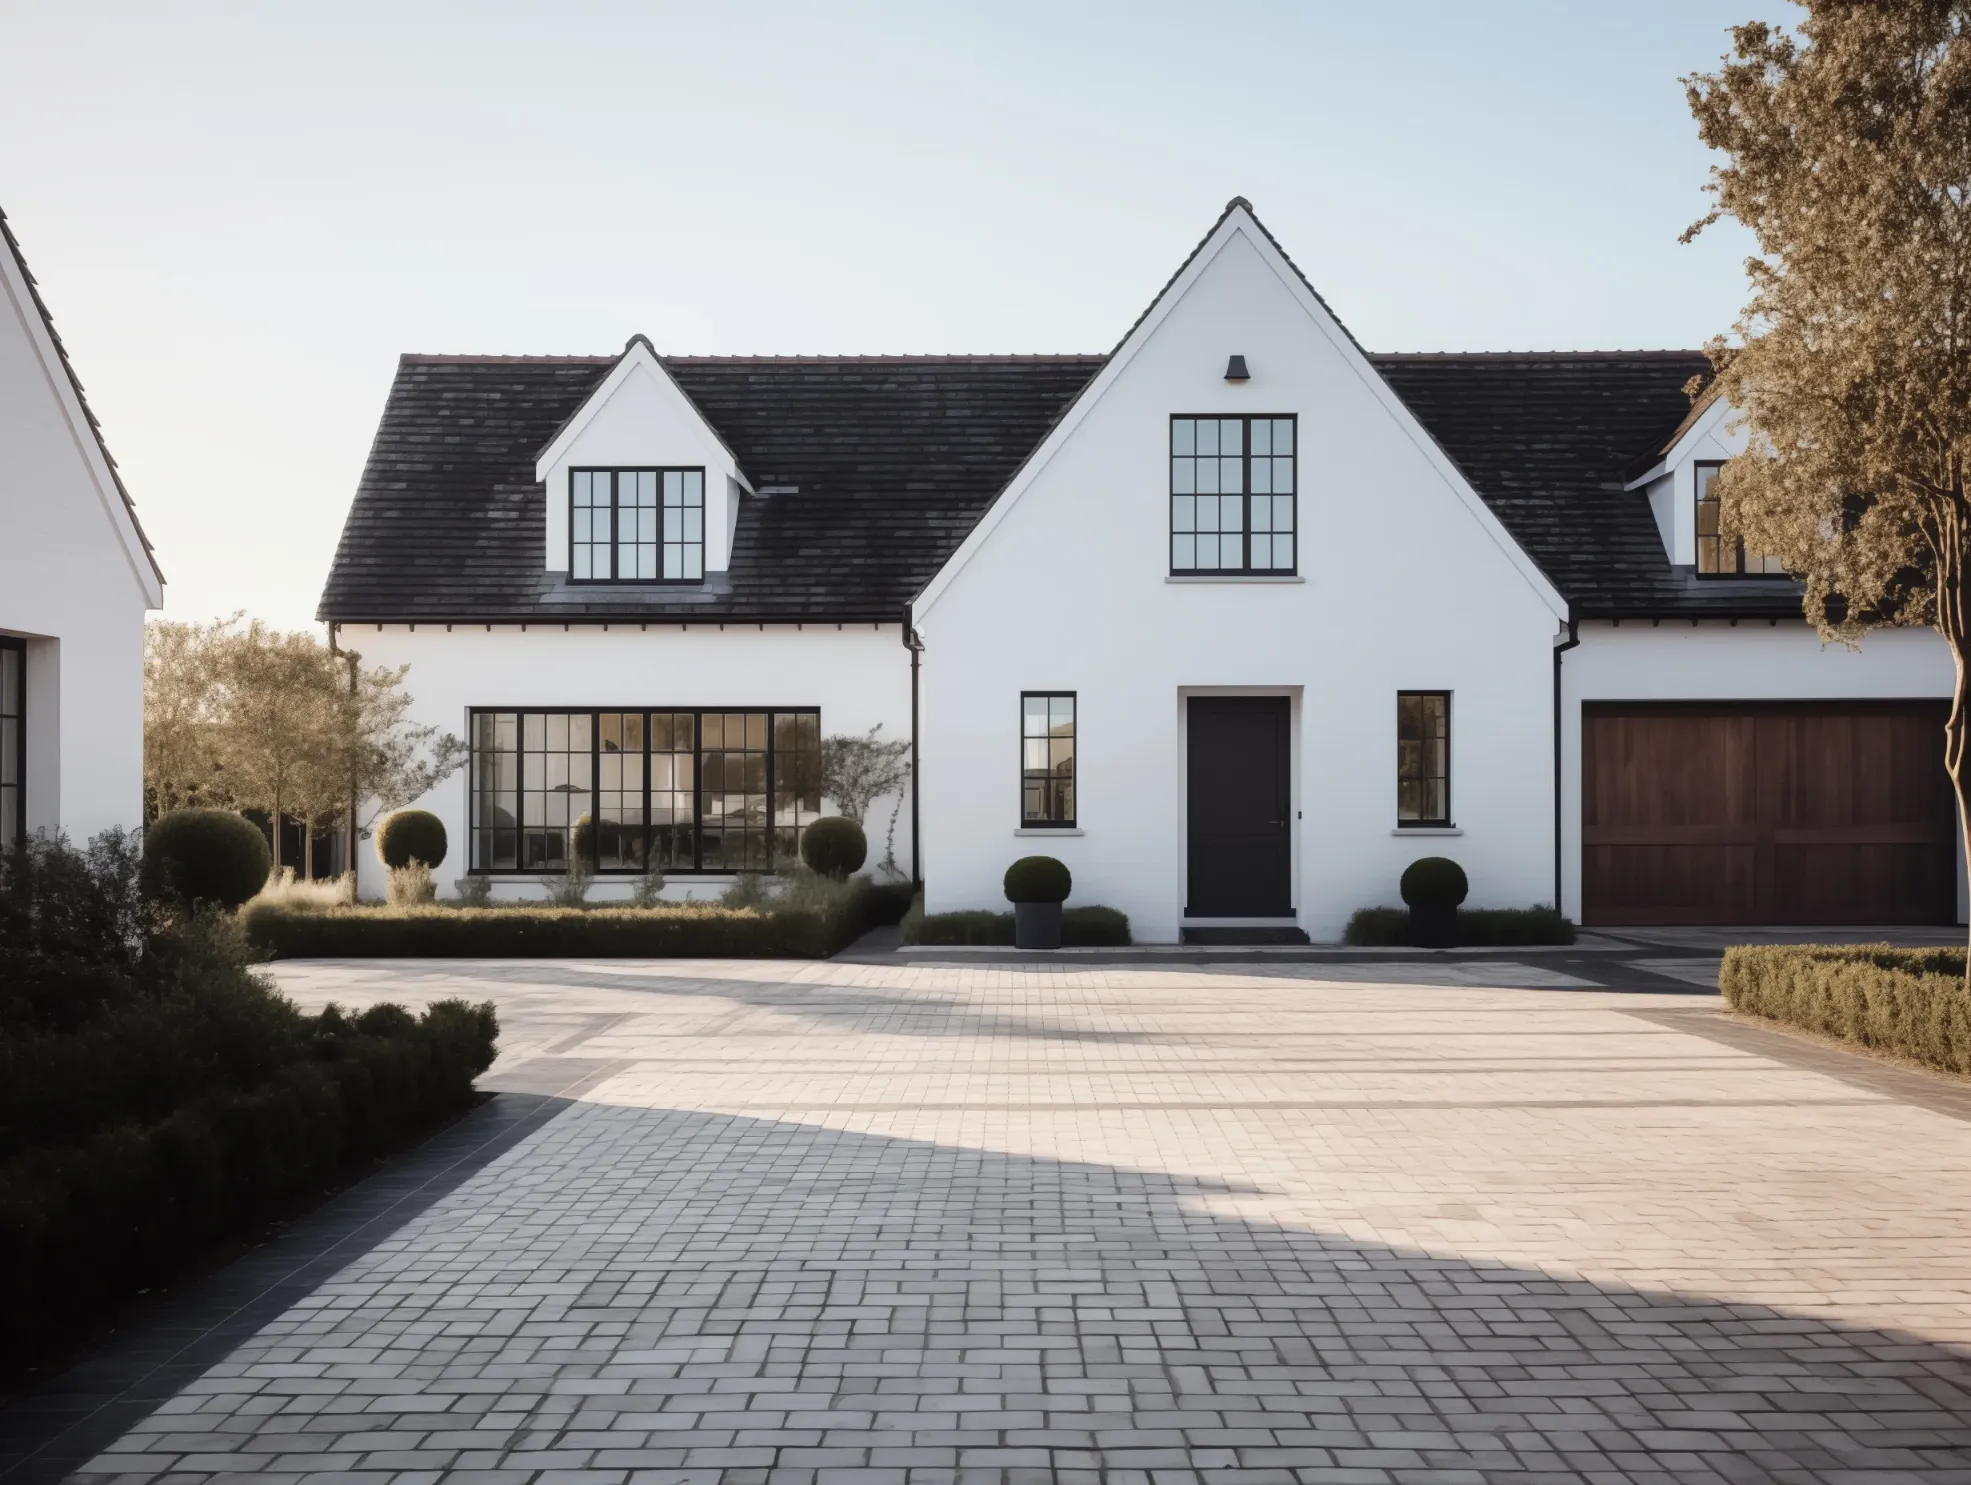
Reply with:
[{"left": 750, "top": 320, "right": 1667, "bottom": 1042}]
[
  {"left": 1171, "top": 416, "right": 1296, "bottom": 575},
  {"left": 1695, "top": 462, "right": 1784, "bottom": 576},
  {"left": 1021, "top": 692, "right": 1076, "bottom": 827},
  {"left": 570, "top": 468, "right": 705, "bottom": 582},
  {"left": 1396, "top": 691, "right": 1450, "bottom": 827}
]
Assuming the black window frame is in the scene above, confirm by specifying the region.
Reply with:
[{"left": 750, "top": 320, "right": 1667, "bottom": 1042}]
[
  {"left": 568, "top": 466, "right": 707, "bottom": 584},
  {"left": 1693, "top": 460, "right": 1786, "bottom": 578},
  {"left": 0, "top": 637, "right": 22, "bottom": 855},
  {"left": 1396, "top": 690, "right": 1451, "bottom": 828},
  {"left": 1169, "top": 414, "right": 1298, "bottom": 577},
  {"left": 1020, "top": 691, "right": 1077, "bottom": 829},
  {"left": 466, "top": 705, "right": 821, "bottom": 875}
]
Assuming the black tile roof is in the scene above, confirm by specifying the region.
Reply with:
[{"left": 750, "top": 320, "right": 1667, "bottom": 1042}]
[{"left": 319, "top": 345, "right": 1805, "bottom": 625}]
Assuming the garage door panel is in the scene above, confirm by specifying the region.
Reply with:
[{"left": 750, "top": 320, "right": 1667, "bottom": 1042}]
[
  {"left": 1583, "top": 702, "right": 1954, "bottom": 927},
  {"left": 1584, "top": 842, "right": 1758, "bottom": 925}
]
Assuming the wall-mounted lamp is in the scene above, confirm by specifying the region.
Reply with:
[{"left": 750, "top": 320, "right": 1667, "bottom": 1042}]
[{"left": 1224, "top": 354, "right": 1250, "bottom": 382}]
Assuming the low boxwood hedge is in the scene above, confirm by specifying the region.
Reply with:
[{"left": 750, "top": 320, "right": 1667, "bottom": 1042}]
[
  {"left": 898, "top": 895, "right": 1131, "bottom": 947},
  {"left": 1720, "top": 944, "right": 1971, "bottom": 1075},
  {"left": 243, "top": 885, "right": 897, "bottom": 960},
  {"left": 1343, "top": 906, "right": 1575, "bottom": 947}
]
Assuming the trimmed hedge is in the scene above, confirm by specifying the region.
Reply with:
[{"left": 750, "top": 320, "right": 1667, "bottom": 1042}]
[
  {"left": 899, "top": 895, "right": 1131, "bottom": 947},
  {"left": 143, "top": 809, "right": 270, "bottom": 910},
  {"left": 802, "top": 817, "right": 868, "bottom": 878},
  {"left": 1399, "top": 856, "right": 1469, "bottom": 909},
  {"left": 0, "top": 830, "right": 499, "bottom": 1376},
  {"left": 376, "top": 809, "right": 448, "bottom": 869},
  {"left": 1004, "top": 855, "right": 1072, "bottom": 905},
  {"left": 1720, "top": 944, "right": 1971, "bottom": 1075},
  {"left": 1344, "top": 905, "right": 1575, "bottom": 947},
  {"left": 0, "top": 998, "right": 496, "bottom": 1372},
  {"left": 243, "top": 887, "right": 892, "bottom": 960}
]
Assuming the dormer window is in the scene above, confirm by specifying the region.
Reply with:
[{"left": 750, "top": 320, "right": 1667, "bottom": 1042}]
[
  {"left": 570, "top": 468, "right": 705, "bottom": 582},
  {"left": 1694, "top": 462, "right": 1784, "bottom": 576}
]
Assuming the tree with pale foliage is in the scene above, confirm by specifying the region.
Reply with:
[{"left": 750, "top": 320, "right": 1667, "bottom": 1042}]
[
  {"left": 143, "top": 618, "right": 465, "bottom": 874},
  {"left": 820, "top": 724, "right": 912, "bottom": 879},
  {"left": 1685, "top": 3, "right": 1971, "bottom": 943}
]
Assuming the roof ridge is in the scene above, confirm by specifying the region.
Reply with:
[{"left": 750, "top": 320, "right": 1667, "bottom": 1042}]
[
  {"left": 1372, "top": 349, "right": 1708, "bottom": 362},
  {"left": 401, "top": 353, "right": 619, "bottom": 364}
]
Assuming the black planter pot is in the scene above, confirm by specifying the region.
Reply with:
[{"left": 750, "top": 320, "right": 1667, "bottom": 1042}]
[
  {"left": 1409, "top": 903, "right": 1458, "bottom": 948},
  {"left": 1014, "top": 900, "right": 1063, "bottom": 950}
]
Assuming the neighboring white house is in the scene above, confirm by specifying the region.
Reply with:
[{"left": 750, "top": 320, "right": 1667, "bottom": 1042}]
[
  {"left": 321, "top": 198, "right": 1959, "bottom": 938},
  {"left": 0, "top": 206, "right": 164, "bottom": 850}
]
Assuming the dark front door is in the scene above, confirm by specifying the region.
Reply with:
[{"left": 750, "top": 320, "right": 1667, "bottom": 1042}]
[{"left": 1187, "top": 696, "right": 1292, "bottom": 916}]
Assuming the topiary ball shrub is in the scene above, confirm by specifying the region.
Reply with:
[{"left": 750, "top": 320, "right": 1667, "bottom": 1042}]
[
  {"left": 1399, "top": 856, "right": 1469, "bottom": 910},
  {"left": 143, "top": 808, "right": 271, "bottom": 910},
  {"left": 1004, "top": 855, "right": 1072, "bottom": 905},
  {"left": 801, "top": 816, "right": 868, "bottom": 879},
  {"left": 376, "top": 809, "right": 448, "bottom": 869}
]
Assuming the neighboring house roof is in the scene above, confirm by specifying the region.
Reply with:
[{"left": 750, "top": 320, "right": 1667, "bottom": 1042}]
[
  {"left": 319, "top": 344, "right": 1800, "bottom": 626},
  {"left": 0, "top": 204, "right": 164, "bottom": 593}
]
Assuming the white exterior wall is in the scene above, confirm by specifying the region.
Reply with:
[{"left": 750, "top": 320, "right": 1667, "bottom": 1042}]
[
  {"left": 1558, "top": 620, "right": 1960, "bottom": 920},
  {"left": 916, "top": 223, "right": 1564, "bottom": 944},
  {"left": 0, "top": 229, "right": 160, "bottom": 844},
  {"left": 340, "top": 622, "right": 912, "bottom": 901}
]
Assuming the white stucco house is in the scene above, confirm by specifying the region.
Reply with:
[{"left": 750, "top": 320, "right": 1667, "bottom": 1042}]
[
  {"left": 321, "top": 199, "right": 1960, "bottom": 940},
  {"left": 0, "top": 206, "right": 164, "bottom": 851}
]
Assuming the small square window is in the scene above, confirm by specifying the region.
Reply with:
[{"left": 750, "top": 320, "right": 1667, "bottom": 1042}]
[{"left": 570, "top": 468, "right": 705, "bottom": 583}]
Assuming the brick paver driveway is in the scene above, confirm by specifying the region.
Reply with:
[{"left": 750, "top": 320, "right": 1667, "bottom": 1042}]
[{"left": 73, "top": 960, "right": 1971, "bottom": 1484}]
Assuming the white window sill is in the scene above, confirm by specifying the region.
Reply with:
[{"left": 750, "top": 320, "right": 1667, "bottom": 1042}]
[
  {"left": 1392, "top": 826, "right": 1462, "bottom": 836},
  {"left": 1015, "top": 828, "right": 1084, "bottom": 837},
  {"left": 1165, "top": 574, "right": 1305, "bottom": 584}
]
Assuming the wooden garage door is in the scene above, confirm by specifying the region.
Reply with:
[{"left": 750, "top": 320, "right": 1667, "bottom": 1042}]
[{"left": 1582, "top": 702, "right": 1957, "bottom": 926}]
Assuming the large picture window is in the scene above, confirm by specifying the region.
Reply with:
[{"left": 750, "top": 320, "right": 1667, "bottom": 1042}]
[
  {"left": 1396, "top": 691, "right": 1450, "bottom": 827},
  {"left": 1695, "top": 462, "right": 1784, "bottom": 576},
  {"left": 1021, "top": 692, "right": 1076, "bottom": 827},
  {"left": 570, "top": 468, "right": 705, "bottom": 582},
  {"left": 1170, "top": 415, "right": 1296, "bottom": 575},
  {"left": 468, "top": 707, "right": 819, "bottom": 873},
  {"left": 0, "top": 638, "right": 21, "bottom": 853}
]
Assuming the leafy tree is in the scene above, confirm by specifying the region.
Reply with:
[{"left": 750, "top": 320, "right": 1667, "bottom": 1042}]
[
  {"left": 143, "top": 616, "right": 238, "bottom": 815},
  {"left": 141, "top": 620, "right": 464, "bottom": 875},
  {"left": 1685, "top": 4, "right": 1971, "bottom": 950}
]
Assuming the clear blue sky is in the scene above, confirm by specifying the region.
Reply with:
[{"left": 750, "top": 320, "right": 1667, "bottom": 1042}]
[{"left": 1, "top": 0, "right": 1773, "bottom": 630}]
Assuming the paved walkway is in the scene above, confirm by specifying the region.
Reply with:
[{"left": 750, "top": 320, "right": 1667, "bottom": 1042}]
[{"left": 47, "top": 960, "right": 1971, "bottom": 1483}]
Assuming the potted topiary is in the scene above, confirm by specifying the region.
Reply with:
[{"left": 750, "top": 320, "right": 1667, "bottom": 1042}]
[
  {"left": 1004, "top": 855, "right": 1071, "bottom": 949},
  {"left": 801, "top": 816, "right": 868, "bottom": 879},
  {"left": 1400, "top": 856, "right": 1468, "bottom": 948}
]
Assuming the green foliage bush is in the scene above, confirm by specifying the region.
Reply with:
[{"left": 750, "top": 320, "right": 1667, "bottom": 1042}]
[
  {"left": 376, "top": 809, "right": 448, "bottom": 869},
  {"left": 1720, "top": 944, "right": 1971, "bottom": 1074},
  {"left": 143, "top": 809, "right": 270, "bottom": 910},
  {"left": 801, "top": 817, "right": 868, "bottom": 879},
  {"left": 899, "top": 893, "right": 1130, "bottom": 947},
  {"left": 243, "top": 874, "right": 893, "bottom": 959},
  {"left": 1003, "top": 855, "right": 1072, "bottom": 904},
  {"left": 1398, "top": 856, "right": 1468, "bottom": 910},
  {"left": 0, "top": 833, "right": 498, "bottom": 1375},
  {"left": 1343, "top": 906, "right": 1575, "bottom": 947}
]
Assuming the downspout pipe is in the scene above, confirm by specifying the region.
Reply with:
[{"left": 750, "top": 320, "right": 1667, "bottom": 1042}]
[
  {"left": 1552, "top": 612, "right": 1580, "bottom": 916},
  {"left": 901, "top": 615, "right": 923, "bottom": 890}
]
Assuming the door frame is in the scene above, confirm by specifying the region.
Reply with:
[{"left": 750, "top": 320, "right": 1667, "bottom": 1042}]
[{"left": 1177, "top": 686, "right": 1302, "bottom": 924}]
